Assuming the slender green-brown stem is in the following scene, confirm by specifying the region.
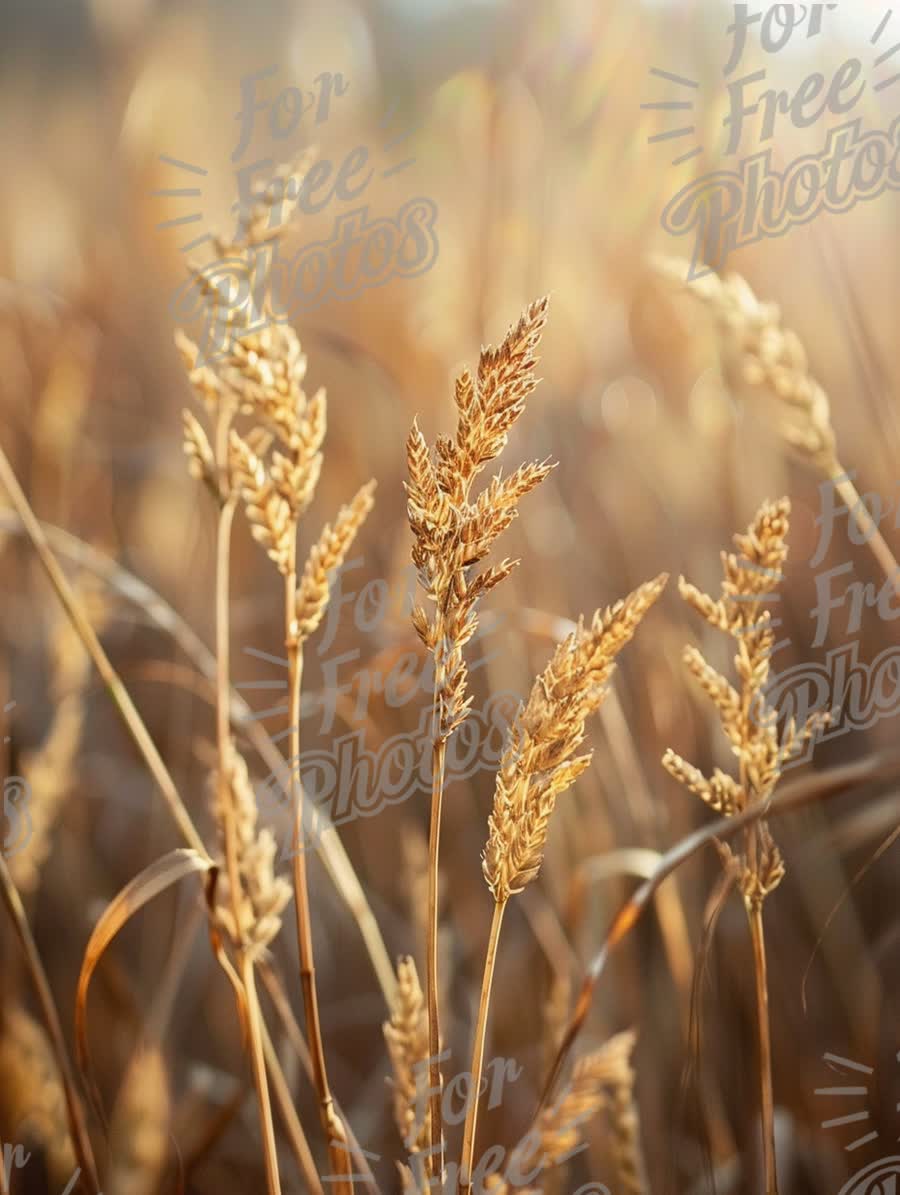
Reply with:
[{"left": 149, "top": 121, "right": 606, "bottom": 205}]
[
  {"left": 425, "top": 654, "right": 448, "bottom": 1184},
  {"left": 829, "top": 467, "right": 900, "bottom": 592},
  {"left": 747, "top": 900, "right": 777, "bottom": 1195},
  {"left": 0, "top": 441, "right": 205, "bottom": 857},
  {"left": 459, "top": 899, "right": 506, "bottom": 1195},
  {"left": 285, "top": 566, "right": 352, "bottom": 1195}
]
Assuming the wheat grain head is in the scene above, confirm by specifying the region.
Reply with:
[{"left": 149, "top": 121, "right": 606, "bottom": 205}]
[
  {"left": 652, "top": 256, "right": 838, "bottom": 474},
  {"left": 483, "top": 575, "right": 668, "bottom": 903}
]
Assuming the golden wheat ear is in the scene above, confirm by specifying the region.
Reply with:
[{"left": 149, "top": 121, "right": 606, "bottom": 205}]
[
  {"left": 383, "top": 956, "right": 430, "bottom": 1158},
  {"left": 502, "top": 1031, "right": 648, "bottom": 1195},
  {"left": 652, "top": 257, "right": 838, "bottom": 472},
  {"left": 483, "top": 573, "right": 669, "bottom": 904}
]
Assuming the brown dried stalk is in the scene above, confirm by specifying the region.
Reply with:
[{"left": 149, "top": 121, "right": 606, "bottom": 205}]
[
  {"left": 652, "top": 257, "right": 900, "bottom": 593},
  {"left": 460, "top": 577, "right": 667, "bottom": 1192},
  {"left": 662, "top": 497, "right": 826, "bottom": 1195},
  {"left": 406, "top": 297, "right": 553, "bottom": 1179}
]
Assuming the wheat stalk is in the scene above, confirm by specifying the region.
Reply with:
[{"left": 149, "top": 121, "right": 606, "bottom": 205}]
[
  {"left": 652, "top": 256, "right": 900, "bottom": 593},
  {"left": 662, "top": 497, "right": 827, "bottom": 1195},
  {"left": 406, "top": 297, "right": 553, "bottom": 1180},
  {"left": 460, "top": 576, "right": 667, "bottom": 1192},
  {"left": 176, "top": 163, "right": 343, "bottom": 1195},
  {"left": 180, "top": 176, "right": 378, "bottom": 1190}
]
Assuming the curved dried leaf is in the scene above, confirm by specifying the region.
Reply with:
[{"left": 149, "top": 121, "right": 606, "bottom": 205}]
[{"left": 75, "top": 849, "right": 213, "bottom": 1124}]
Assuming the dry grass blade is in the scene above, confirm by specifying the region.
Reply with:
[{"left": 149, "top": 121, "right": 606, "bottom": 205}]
[
  {"left": 0, "top": 442, "right": 207, "bottom": 858},
  {"left": 74, "top": 848, "right": 213, "bottom": 1128},
  {"left": 259, "top": 1019, "right": 325, "bottom": 1195}
]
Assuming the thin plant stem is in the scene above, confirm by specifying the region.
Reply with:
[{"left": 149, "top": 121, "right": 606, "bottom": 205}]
[
  {"left": 459, "top": 899, "right": 506, "bottom": 1195},
  {"left": 0, "top": 853, "right": 101, "bottom": 1194},
  {"left": 747, "top": 901, "right": 777, "bottom": 1195},
  {"left": 216, "top": 493, "right": 245, "bottom": 946},
  {"left": 260, "top": 1019, "right": 325, "bottom": 1195},
  {"left": 214, "top": 414, "right": 281, "bottom": 1195},
  {"left": 426, "top": 656, "right": 448, "bottom": 1183},
  {"left": 258, "top": 959, "right": 381, "bottom": 1195},
  {"left": 738, "top": 583, "right": 776, "bottom": 1195},
  {"left": 0, "top": 441, "right": 206, "bottom": 857},
  {"left": 242, "top": 955, "right": 284, "bottom": 1195},
  {"left": 285, "top": 567, "right": 352, "bottom": 1194}
]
